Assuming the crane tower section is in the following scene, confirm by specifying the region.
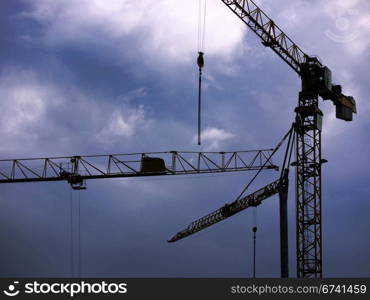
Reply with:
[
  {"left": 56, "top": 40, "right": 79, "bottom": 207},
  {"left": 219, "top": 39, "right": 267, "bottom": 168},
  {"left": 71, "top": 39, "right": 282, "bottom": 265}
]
[{"left": 221, "top": 0, "right": 357, "bottom": 277}]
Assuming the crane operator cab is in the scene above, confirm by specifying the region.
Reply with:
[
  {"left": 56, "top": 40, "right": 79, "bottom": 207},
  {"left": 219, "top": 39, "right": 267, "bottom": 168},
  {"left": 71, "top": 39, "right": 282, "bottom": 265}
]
[
  {"left": 140, "top": 155, "right": 167, "bottom": 174},
  {"left": 300, "top": 57, "right": 357, "bottom": 122}
]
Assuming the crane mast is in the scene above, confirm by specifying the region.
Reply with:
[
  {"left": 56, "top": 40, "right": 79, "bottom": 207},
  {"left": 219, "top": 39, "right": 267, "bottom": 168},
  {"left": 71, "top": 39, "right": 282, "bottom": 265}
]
[{"left": 221, "top": 0, "right": 357, "bottom": 277}]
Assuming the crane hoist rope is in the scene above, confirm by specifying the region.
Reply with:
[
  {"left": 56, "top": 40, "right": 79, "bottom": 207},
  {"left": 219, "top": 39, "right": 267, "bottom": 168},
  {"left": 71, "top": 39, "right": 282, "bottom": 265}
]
[
  {"left": 70, "top": 187, "right": 74, "bottom": 277},
  {"left": 197, "top": 0, "right": 207, "bottom": 145},
  {"left": 234, "top": 125, "right": 294, "bottom": 202},
  {"left": 69, "top": 189, "right": 82, "bottom": 277},
  {"left": 78, "top": 190, "right": 81, "bottom": 278},
  {"left": 252, "top": 205, "right": 258, "bottom": 277},
  {"left": 197, "top": 0, "right": 207, "bottom": 53}
]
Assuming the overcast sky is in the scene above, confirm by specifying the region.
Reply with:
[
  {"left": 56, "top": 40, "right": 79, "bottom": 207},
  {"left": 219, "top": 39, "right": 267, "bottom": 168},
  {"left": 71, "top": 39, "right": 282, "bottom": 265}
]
[{"left": 0, "top": 0, "right": 369, "bottom": 277}]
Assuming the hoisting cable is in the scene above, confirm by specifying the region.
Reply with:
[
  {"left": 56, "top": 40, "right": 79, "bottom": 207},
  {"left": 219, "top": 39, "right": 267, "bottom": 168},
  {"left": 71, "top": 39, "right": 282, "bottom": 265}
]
[
  {"left": 78, "top": 190, "right": 81, "bottom": 278},
  {"left": 70, "top": 187, "right": 74, "bottom": 277},
  {"left": 280, "top": 123, "right": 295, "bottom": 177},
  {"left": 287, "top": 129, "right": 296, "bottom": 170},
  {"left": 247, "top": 126, "right": 294, "bottom": 279},
  {"left": 234, "top": 125, "right": 294, "bottom": 202},
  {"left": 197, "top": 0, "right": 207, "bottom": 145},
  {"left": 252, "top": 200, "right": 258, "bottom": 278},
  {"left": 249, "top": 126, "right": 295, "bottom": 279}
]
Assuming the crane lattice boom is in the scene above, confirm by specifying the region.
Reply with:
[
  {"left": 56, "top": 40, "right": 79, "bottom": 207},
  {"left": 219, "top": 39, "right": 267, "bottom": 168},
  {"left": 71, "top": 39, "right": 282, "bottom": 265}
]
[
  {"left": 222, "top": 0, "right": 309, "bottom": 75},
  {"left": 0, "top": 150, "right": 278, "bottom": 189},
  {"left": 168, "top": 171, "right": 288, "bottom": 243}
]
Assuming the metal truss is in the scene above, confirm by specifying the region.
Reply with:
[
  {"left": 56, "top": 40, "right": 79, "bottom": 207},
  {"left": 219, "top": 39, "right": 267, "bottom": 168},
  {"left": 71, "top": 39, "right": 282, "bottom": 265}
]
[
  {"left": 295, "top": 93, "right": 323, "bottom": 278},
  {"left": 0, "top": 150, "right": 278, "bottom": 186},
  {"left": 222, "top": 0, "right": 313, "bottom": 75},
  {"left": 168, "top": 173, "right": 288, "bottom": 243}
]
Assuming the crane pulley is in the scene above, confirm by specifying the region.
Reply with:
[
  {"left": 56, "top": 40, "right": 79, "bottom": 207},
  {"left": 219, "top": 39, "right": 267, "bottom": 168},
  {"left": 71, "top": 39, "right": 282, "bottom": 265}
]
[
  {"left": 252, "top": 225, "right": 257, "bottom": 278},
  {"left": 197, "top": 51, "right": 204, "bottom": 145}
]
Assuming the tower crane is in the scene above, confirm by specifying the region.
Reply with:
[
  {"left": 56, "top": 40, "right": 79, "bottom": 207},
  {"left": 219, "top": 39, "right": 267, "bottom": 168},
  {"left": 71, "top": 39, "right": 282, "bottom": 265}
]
[
  {"left": 0, "top": 0, "right": 357, "bottom": 279},
  {"left": 221, "top": 0, "right": 356, "bottom": 278},
  {"left": 171, "top": 0, "right": 357, "bottom": 278}
]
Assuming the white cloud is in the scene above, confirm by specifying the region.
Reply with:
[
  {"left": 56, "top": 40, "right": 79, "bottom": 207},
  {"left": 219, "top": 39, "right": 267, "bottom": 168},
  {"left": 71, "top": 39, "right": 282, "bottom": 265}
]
[
  {"left": 0, "top": 69, "right": 154, "bottom": 157},
  {"left": 322, "top": 0, "right": 370, "bottom": 54},
  {"left": 22, "top": 0, "right": 246, "bottom": 65},
  {"left": 119, "top": 88, "right": 147, "bottom": 102},
  {"left": 194, "top": 127, "right": 235, "bottom": 150},
  {"left": 0, "top": 69, "right": 202, "bottom": 159},
  {"left": 0, "top": 70, "right": 63, "bottom": 155},
  {"left": 13, "top": 0, "right": 369, "bottom": 152},
  {"left": 275, "top": 0, "right": 370, "bottom": 57},
  {"left": 0, "top": 72, "right": 47, "bottom": 134},
  {"left": 96, "top": 104, "right": 147, "bottom": 143}
]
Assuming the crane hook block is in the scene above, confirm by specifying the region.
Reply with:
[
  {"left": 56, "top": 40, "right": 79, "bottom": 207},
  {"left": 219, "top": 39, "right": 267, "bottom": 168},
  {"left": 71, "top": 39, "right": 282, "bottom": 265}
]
[{"left": 197, "top": 52, "right": 204, "bottom": 69}]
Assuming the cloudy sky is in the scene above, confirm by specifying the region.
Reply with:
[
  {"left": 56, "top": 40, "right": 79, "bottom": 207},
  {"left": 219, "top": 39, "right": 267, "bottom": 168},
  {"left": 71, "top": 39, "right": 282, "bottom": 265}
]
[{"left": 0, "top": 0, "right": 369, "bottom": 277}]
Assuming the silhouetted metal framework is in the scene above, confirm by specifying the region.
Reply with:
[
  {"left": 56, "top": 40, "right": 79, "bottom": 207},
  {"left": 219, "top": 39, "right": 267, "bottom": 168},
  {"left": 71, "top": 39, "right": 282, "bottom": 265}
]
[
  {"left": 0, "top": 150, "right": 278, "bottom": 187},
  {"left": 295, "top": 95, "right": 323, "bottom": 277},
  {"left": 221, "top": 0, "right": 356, "bottom": 278},
  {"left": 222, "top": 0, "right": 308, "bottom": 75},
  {"left": 168, "top": 172, "right": 289, "bottom": 243},
  {"left": 221, "top": 0, "right": 356, "bottom": 114}
]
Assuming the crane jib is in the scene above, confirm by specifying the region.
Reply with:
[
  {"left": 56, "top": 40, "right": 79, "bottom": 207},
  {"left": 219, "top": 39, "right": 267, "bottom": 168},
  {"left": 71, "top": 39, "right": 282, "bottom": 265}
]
[
  {"left": 222, "top": 0, "right": 309, "bottom": 75},
  {"left": 221, "top": 0, "right": 357, "bottom": 119}
]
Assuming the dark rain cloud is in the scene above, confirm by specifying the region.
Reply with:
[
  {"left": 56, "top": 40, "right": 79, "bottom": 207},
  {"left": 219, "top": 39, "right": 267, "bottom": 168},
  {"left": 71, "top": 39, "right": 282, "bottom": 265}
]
[{"left": 0, "top": 0, "right": 369, "bottom": 277}]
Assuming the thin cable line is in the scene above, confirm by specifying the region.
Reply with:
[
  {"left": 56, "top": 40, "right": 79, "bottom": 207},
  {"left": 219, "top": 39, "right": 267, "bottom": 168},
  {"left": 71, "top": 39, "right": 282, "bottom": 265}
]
[
  {"left": 202, "top": 0, "right": 207, "bottom": 52},
  {"left": 234, "top": 126, "right": 293, "bottom": 201},
  {"left": 78, "top": 190, "right": 81, "bottom": 278},
  {"left": 198, "top": 0, "right": 201, "bottom": 51},
  {"left": 197, "top": 0, "right": 207, "bottom": 52},
  {"left": 70, "top": 188, "right": 74, "bottom": 278},
  {"left": 253, "top": 206, "right": 257, "bottom": 227}
]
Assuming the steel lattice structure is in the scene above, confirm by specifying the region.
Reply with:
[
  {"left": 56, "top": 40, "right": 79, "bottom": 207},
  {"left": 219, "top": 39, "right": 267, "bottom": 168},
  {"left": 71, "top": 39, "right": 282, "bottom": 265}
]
[
  {"left": 219, "top": 0, "right": 356, "bottom": 278},
  {"left": 295, "top": 95, "right": 323, "bottom": 277},
  {"left": 168, "top": 173, "right": 288, "bottom": 243},
  {"left": 0, "top": 0, "right": 357, "bottom": 278},
  {"left": 0, "top": 150, "right": 278, "bottom": 187},
  {"left": 222, "top": 0, "right": 309, "bottom": 75}
]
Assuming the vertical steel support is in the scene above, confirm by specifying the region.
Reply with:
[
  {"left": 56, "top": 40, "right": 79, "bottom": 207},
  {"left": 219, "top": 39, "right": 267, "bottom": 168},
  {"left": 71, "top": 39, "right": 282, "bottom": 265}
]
[
  {"left": 171, "top": 151, "right": 177, "bottom": 172},
  {"left": 279, "top": 172, "right": 289, "bottom": 278},
  {"left": 295, "top": 92, "right": 322, "bottom": 278}
]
